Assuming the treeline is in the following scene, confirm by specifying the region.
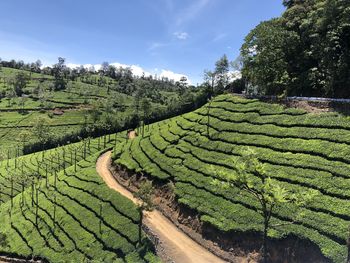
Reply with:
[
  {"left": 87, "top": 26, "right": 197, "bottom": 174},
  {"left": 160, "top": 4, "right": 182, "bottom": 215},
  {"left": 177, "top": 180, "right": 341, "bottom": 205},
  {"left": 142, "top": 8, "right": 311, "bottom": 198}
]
[
  {"left": 0, "top": 57, "right": 193, "bottom": 100},
  {"left": 241, "top": 0, "right": 350, "bottom": 98},
  {"left": 22, "top": 89, "right": 208, "bottom": 155}
]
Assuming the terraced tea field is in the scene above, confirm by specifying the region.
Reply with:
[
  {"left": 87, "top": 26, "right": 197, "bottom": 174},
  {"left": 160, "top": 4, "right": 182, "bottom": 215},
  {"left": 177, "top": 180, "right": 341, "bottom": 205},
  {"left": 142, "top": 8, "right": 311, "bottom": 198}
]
[
  {"left": 0, "top": 133, "right": 158, "bottom": 262},
  {"left": 113, "top": 94, "right": 350, "bottom": 262}
]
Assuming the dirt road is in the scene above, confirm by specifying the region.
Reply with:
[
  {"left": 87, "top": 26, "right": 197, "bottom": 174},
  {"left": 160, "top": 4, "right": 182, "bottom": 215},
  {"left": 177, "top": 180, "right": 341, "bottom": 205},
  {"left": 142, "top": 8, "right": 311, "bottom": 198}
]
[
  {"left": 96, "top": 151, "right": 226, "bottom": 263},
  {"left": 128, "top": 130, "right": 137, "bottom": 139}
]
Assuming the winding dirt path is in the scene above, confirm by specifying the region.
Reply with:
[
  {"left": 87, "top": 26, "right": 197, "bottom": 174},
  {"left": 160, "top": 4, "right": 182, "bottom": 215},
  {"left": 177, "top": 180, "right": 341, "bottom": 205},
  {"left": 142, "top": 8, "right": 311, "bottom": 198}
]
[{"left": 96, "top": 151, "right": 226, "bottom": 263}]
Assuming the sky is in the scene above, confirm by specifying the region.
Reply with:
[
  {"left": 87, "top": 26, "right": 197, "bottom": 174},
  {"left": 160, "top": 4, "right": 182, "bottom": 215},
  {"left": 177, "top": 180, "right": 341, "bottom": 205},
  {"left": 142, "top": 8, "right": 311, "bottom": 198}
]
[{"left": 0, "top": 0, "right": 285, "bottom": 84}]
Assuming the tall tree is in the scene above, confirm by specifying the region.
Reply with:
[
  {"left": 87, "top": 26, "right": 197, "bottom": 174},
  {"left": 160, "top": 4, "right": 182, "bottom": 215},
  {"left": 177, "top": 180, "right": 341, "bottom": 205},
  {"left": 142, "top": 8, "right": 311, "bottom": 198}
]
[
  {"left": 53, "top": 57, "right": 67, "bottom": 90},
  {"left": 13, "top": 72, "right": 29, "bottom": 96},
  {"left": 241, "top": 0, "right": 350, "bottom": 98},
  {"left": 214, "top": 54, "right": 230, "bottom": 93}
]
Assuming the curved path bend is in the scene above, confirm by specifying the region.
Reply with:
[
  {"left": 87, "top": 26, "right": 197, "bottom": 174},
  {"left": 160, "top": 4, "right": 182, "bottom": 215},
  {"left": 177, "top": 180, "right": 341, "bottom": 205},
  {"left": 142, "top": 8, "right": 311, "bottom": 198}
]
[{"left": 96, "top": 151, "right": 226, "bottom": 263}]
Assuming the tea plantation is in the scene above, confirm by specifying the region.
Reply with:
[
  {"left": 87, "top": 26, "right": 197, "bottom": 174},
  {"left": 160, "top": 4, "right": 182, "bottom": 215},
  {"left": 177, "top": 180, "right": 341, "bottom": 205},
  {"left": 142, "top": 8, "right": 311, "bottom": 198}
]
[
  {"left": 0, "top": 133, "right": 159, "bottom": 262},
  {"left": 113, "top": 94, "right": 350, "bottom": 263}
]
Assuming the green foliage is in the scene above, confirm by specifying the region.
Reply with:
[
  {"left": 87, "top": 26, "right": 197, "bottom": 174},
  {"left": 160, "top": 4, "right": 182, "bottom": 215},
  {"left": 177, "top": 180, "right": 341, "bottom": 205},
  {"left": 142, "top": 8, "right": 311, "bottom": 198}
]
[
  {"left": 241, "top": 0, "right": 350, "bottom": 98},
  {"left": 212, "top": 149, "right": 317, "bottom": 262},
  {"left": 0, "top": 134, "right": 157, "bottom": 262},
  {"left": 0, "top": 66, "right": 205, "bottom": 157},
  {"left": 113, "top": 94, "right": 350, "bottom": 263},
  {"left": 135, "top": 181, "right": 154, "bottom": 211}
]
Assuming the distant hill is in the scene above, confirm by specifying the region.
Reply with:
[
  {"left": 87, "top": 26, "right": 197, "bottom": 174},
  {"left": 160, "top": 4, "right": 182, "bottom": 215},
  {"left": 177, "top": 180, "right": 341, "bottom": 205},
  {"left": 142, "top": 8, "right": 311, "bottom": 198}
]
[{"left": 0, "top": 66, "right": 206, "bottom": 158}]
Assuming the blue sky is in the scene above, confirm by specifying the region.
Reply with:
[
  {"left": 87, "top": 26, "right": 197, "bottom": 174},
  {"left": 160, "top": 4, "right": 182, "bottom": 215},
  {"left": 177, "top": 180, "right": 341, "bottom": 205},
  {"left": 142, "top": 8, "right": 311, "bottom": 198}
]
[{"left": 0, "top": 0, "right": 285, "bottom": 84}]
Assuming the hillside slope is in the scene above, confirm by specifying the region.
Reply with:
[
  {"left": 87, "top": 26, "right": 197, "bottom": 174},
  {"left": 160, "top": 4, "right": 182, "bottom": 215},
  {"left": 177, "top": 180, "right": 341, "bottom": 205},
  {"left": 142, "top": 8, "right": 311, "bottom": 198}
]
[
  {"left": 0, "top": 66, "right": 198, "bottom": 157},
  {"left": 0, "top": 134, "right": 158, "bottom": 262},
  {"left": 112, "top": 94, "right": 350, "bottom": 263}
]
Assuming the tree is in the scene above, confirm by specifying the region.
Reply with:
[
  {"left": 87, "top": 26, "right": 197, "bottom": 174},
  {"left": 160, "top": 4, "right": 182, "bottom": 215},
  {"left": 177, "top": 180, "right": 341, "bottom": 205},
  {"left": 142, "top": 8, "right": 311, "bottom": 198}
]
[
  {"left": 141, "top": 98, "right": 152, "bottom": 135},
  {"left": 212, "top": 149, "right": 318, "bottom": 263},
  {"left": 134, "top": 180, "right": 154, "bottom": 244},
  {"left": 31, "top": 117, "right": 51, "bottom": 148},
  {"left": 206, "top": 97, "right": 213, "bottom": 138},
  {"left": 18, "top": 95, "right": 28, "bottom": 113},
  {"left": 53, "top": 57, "right": 66, "bottom": 90},
  {"left": 241, "top": 18, "right": 299, "bottom": 96},
  {"left": 214, "top": 54, "right": 230, "bottom": 93},
  {"left": 5, "top": 88, "right": 16, "bottom": 107},
  {"left": 203, "top": 70, "right": 216, "bottom": 98},
  {"left": 13, "top": 72, "right": 29, "bottom": 96},
  {"left": 347, "top": 226, "right": 350, "bottom": 263},
  {"left": 100, "top": 61, "right": 109, "bottom": 75},
  {"left": 204, "top": 55, "right": 230, "bottom": 96},
  {"left": 35, "top": 59, "right": 42, "bottom": 71},
  {"left": 240, "top": 0, "right": 350, "bottom": 98},
  {"left": 18, "top": 130, "right": 31, "bottom": 149}
]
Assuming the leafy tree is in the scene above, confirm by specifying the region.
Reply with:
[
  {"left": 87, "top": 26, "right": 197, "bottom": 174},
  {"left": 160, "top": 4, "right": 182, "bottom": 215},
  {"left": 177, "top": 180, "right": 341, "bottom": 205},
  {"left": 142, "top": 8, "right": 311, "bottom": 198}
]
[
  {"left": 18, "top": 95, "right": 28, "bottom": 112},
  {"left": 141, "top": 98, "right": 152, "bottom": 135},
  {"left": 53, "top": 57, "right": 66, "bottom": 90},
  {"left": 31, "top": 117, "right": 51, "bottom": 148},
  {"left": 18, "top": 130, "right": 31, "bottom": 149},
  {"left": 13, "top": 72, "right": 29, "bottom": 96},
  {"left": 204, "top": 55, "right": 230, "bottom": 96},
  {"left": 5, "top": 88, "right": 16, "bottom": 107},
  {"left": 35, "top": 59, "right": 42, "bottom": 71},
  {"left": 134, "top": 180, "right": 154, "bottom": 244},
  {"left": 241, "top": 18, "right": 299, "bottom": 96},
  {"left": 214, "top": 54, "right": 230, "bottom": 93},
  {"left": 241, "top": 0, "right": 350, "bottom": 98},
  {"left": 212, "top": 149, "right": 318, "bottom": 263}
]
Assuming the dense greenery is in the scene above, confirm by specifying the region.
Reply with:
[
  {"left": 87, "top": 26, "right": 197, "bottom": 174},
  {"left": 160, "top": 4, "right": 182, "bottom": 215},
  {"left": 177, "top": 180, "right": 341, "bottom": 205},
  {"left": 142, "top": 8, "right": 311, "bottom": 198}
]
[
  {"left": 0, "top": 132, "right": 159, "bottom": 262},
  {"left": 113, "top": 94, "right": 350, "bottom": 262},
  {"left": 0, "top": 61, "right": 207, "bottom": 157},
  {"left": 241, "top": 0, "right": 350, "bottom": 98}
]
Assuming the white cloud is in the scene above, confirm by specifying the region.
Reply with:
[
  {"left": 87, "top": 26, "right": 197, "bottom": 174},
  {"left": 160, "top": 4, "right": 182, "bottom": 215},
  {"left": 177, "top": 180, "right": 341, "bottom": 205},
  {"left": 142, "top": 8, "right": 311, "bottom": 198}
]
[
  {"left": 173, "top": 31, "right": 189, "bottom": 40},
  {"left": 66, "top": 62, "right": 192, "bottom": 83},
  {"left": 159, "top": 69, "right": 191, "bottom": 84},
  {"left": 229, "top": 70, "right": 242, "bottom": 81},
  {"left": 66, "top": 63, "right": 81, "bottom": 69}
]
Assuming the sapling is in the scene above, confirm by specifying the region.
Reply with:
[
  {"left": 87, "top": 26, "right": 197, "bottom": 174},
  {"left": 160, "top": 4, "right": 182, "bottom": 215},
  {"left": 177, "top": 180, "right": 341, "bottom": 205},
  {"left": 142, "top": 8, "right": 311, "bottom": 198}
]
[
  {"left": 212, "top": 148, "right": 318, "bottom": 263},
  {"left": 206, "top": 97, "right": 213, "bottom": 138},
  {"left": 134, "top": 180, "right": 154, "bottom": 244}
]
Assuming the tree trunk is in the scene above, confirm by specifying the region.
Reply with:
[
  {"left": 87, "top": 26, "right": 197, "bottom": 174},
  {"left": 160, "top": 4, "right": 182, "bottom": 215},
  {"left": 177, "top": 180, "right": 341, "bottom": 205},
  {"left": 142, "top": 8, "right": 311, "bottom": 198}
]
[
  {"left": 262, "top": 212, "right": 269, "bottom": 263},
  {"left": 54, "top": 171, "right": 57, "bottom": 189},
  {"left": 99, "top": 202, "right": 103, "bottom": 236},
  {"left": 35, "top": 188, "right": 39, "bottom": 226},
  {"left": 138, "top": 208, "right": 143, "bottom": 244},
  {"left": 53, "top": 196, "right": 56, "bottom": 233},
  {"left": 31, "top": 181, "right": 34, "bottom": 207},
  {"left": 347, "top": 226, "right": 350, "bottom": 263},
  {"left": 46, "top": 164, "right": 49, "bottom": 188}
]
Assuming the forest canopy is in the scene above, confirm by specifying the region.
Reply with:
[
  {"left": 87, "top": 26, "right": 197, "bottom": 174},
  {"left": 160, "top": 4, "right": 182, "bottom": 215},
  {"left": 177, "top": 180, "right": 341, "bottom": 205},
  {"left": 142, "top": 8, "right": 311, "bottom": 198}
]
[{"left": 241, "top": 0, "right": 350, "bottom": 98}]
